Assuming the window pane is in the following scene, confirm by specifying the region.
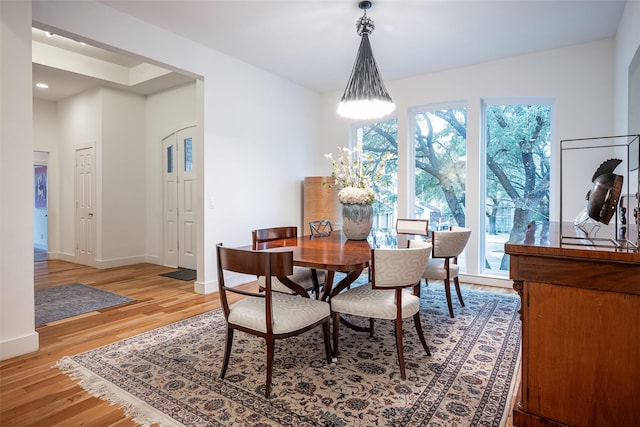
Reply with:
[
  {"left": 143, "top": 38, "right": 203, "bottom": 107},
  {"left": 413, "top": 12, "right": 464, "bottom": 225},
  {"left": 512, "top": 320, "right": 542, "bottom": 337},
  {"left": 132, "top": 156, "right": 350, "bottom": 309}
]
[
  {"left": 167, "top": 146, "right": 174, "bottom": 173},
  {"left": 483, "top": 104, "right": 551, "bottom": 273},
  {"left": 184, "top": 137, "right": 193, "bottom": 172},
  {"left": 356, "top": 118, "right": 398, "bottom": 243},
  {"left": 414, "top": 108, "right": 467, "bottom": 230}
]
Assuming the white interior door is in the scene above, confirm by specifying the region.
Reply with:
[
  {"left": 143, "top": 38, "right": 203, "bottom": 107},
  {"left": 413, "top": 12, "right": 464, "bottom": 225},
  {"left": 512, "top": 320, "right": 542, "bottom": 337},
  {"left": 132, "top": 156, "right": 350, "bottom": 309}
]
[
  {"left": 176, "top": 127, "right": 196, "bottom": 270},
  {"left": 162, "top": 126, "right": 196, "bottom": 270},
  {"left": 163, "top": 135, "right": 179, "bottom": 268},
  {"left": 76, "top": 147, "right": 95, "bottom": 265}
]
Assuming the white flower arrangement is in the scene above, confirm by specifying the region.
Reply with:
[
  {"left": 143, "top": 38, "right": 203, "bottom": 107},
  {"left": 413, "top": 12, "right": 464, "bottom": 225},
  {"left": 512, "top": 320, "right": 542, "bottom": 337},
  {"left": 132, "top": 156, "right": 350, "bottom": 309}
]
[
  {"left": 324, "top": 143, "right": 387, "bottom": 205},
  {"left": 337, "top": 186, "right": 375, "bottom": 205}
]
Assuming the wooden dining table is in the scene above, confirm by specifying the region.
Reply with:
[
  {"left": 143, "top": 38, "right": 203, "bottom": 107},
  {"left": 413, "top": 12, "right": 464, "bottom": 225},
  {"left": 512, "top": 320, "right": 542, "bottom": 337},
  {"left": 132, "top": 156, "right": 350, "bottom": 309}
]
[{"left": 249, "top": 230, "right": 379, "bottom": 301}]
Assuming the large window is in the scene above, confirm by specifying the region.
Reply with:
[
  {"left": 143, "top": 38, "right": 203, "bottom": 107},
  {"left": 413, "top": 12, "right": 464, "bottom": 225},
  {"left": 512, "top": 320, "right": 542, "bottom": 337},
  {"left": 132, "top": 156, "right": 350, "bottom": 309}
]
[
  {"left": 355, "top": 118, "right": 398, "bottom": 241},
  {"left": 413, "top": 107, "right": 468, "bottom": 230},
  {"left": 482, "top": 103, "right": 551, "bottom": 273}
]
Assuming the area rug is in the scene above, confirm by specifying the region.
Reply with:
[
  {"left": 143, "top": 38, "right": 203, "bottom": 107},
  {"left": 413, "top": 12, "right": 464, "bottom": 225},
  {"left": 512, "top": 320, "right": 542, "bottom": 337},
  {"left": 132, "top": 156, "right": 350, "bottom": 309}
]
[
  {"left": 56, "top": 285, "right": 521, "bottom": 426},
  {"left": 36, "top": 283, "right": 135, "bottom": 325},
  {"left": 160, "top": 268, "right": 197, "bottom": 281}
]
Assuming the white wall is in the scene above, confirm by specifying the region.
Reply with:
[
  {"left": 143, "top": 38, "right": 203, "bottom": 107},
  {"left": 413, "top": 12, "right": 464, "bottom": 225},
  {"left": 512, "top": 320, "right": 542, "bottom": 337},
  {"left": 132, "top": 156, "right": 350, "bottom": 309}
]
[
  {"left": 101, "top": 88, "right": 147, "bottom": 265},
  {"left": 615, "top": 0, "right": 640, "bottom": 134},
  {"left": 56, "top": 88, "right": 101, "bottom": 260},
  {"left": 1, "top": 0, "right": 321, "bottom": 358},
  {"left": 1, "top": 0, "right": 39, "bottom": 359},
  {"left": 33, "top": 99, "right": 59, "bottom": 252},
  {"left": 319, "top": 38, "right": 616, "bottom": 284},
  {"left": 145, "top": 82, "right": 197, "bottom": 264}
]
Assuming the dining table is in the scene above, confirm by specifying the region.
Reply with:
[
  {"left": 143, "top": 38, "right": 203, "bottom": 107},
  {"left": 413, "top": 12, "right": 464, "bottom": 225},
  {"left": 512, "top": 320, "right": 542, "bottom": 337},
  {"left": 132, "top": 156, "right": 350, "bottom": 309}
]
[{"left": 247, "top": 230, "right": 414, "bottom": 301}]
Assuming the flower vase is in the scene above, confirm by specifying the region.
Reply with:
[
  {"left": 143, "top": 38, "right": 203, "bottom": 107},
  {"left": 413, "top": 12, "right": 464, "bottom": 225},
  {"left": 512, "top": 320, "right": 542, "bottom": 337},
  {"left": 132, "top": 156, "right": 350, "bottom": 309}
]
[{"left": 341, "top": 203, "right": 373, "bottom": 240}]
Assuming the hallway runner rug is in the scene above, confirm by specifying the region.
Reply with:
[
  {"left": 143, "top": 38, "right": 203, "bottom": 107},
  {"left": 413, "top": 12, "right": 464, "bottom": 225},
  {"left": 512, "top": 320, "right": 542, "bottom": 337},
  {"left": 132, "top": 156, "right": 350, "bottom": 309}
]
[
  {"left": 36, "top": 283, "right": 135, "bottom": 325},
  {"left": 57, "top": 286, "right": 521, "bottom": 426}
]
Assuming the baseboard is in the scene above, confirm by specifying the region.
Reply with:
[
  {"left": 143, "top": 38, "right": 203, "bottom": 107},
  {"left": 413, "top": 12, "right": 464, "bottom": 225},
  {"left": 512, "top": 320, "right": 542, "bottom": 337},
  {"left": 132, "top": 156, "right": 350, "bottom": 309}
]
[
  {"left": 194, "top": 273, "right": 253, "bottom": 295},
  {"left": 458, "top": 274, "right": 513, "bottom": 289},
  {"left": 0, "top": 331, "right": 39, "bottom": 361},
  {"left": 95, "top": 256, "right": 148, "bottom": 269}
]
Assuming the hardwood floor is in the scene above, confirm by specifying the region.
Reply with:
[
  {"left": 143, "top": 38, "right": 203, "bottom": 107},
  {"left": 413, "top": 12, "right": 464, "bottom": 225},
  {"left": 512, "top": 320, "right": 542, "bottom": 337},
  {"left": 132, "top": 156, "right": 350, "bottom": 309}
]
[{"left": 1, "top": 260, "right": 518, "bottom": 426}]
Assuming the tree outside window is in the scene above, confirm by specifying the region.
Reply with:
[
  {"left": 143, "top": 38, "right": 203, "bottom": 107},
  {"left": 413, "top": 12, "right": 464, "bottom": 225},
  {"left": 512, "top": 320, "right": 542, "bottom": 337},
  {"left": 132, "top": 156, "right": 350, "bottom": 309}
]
[{"left": 484, "top": 103, "right": 551, "bottom": 272}]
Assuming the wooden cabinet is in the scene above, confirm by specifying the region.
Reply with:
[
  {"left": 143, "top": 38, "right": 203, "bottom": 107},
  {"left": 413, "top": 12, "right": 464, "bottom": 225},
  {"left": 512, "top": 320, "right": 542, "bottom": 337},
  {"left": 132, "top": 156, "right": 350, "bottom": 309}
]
[
  {"left": 505, "top": 223, "right": 640, "bottom": 427},
  {"left": 303, "top": 176, "right": 340, "bottom": 233}
]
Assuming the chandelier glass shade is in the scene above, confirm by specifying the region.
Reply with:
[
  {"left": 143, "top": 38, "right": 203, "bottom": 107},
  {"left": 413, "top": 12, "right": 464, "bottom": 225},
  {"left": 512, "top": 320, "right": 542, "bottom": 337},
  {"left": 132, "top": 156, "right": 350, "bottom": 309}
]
[{"left": 337, "top": 1, "right": 395, "bottom": 120}]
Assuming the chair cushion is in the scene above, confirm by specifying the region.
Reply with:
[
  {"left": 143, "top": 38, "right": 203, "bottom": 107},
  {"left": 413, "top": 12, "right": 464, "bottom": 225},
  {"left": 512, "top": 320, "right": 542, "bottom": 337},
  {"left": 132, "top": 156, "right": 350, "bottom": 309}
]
[
  {"left": 330, "top": 284, "right": 420, "bottom": 320},
  {"left": 424, "top": 258, "right": 459, "bottom": 280},
  {"left": 228, "top": 293, "right": 330, "bottom": 334},
  {"left": 258, "top": 266, "right": 326, "bottom": 294}
]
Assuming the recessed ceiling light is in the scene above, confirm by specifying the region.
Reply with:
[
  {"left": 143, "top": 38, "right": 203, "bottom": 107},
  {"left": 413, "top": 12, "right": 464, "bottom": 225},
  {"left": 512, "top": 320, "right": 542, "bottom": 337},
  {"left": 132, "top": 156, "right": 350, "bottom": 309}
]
[
  {"left": 35, "top": 83, "right": 49, "bottom": 89},
  {"left": 45, "top": 32, "right": 54, "bottom": 38}
]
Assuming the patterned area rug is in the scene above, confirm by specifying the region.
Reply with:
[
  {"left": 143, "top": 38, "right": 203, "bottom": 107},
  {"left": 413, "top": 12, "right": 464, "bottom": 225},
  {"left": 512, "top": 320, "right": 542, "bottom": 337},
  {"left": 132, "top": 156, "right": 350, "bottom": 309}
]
[
  {"left": 35, "top": 283, "right": 135, "bottom": 325},
  {"left": 57, "top": 285, "right": 521, "bottom": 426}
]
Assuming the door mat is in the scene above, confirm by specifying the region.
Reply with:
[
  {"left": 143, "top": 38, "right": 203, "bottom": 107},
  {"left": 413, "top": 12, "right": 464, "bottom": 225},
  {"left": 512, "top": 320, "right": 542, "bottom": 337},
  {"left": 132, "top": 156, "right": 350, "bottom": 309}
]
[
  {"left": 159, "top": 268, "right": 196, "bottom": 281},
  {"left": 35, "top": 283, "right": 135, "bottom": 325}
]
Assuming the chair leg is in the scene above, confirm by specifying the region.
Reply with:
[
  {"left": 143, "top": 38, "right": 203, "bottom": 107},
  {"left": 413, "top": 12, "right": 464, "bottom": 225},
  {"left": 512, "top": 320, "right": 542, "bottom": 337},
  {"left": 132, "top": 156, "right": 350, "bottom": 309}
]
[
  {"left": 454, "top": 276, "right": 465, "bottom": 307},
  {"left": 394, "top": 317, "right": 407, "bottom": 380},
  {"left": 311, "top": 269, "right": 320, "bottom": 299},
  {"left": 265, "top": 337, "right": 275, "bottom": 398},
  {"left": 322, "top": 320, "right": 332, "bottom": 364},
  {"left": 332, "top": 311, "right": 341, "bottom": 357},
  {"left": 369, "top": 318, "right": 375, "bottom": 337},
  {"left": 444, "top": 278, "right": 455, "bottom": 318},
  {"left": 412, "top": 312, "right": 431, "bottom": 356},
  {"left": 220, "top": 327, "right": 234, "bottom": 379}
]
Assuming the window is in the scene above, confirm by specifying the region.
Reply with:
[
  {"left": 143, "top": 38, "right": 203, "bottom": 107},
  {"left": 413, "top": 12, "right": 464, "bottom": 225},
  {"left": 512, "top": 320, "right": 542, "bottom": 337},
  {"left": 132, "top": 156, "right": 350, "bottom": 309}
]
[
  {"left": 413, "top": 107, "right": 468, "bottom": 230},
  {"left": 482, "top": 103, "right": 551, "bottom": 274},
  {"left": 183, "top": 137, "right": 193, "bottom": 172},
  {"left": 354, "top": 118, "right": 398, "bottom": 240}
]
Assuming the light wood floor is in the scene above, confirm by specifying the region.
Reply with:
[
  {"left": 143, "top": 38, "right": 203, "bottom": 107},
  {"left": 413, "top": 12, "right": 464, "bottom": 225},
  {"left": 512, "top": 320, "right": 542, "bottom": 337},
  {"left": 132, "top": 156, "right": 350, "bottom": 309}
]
[{"left": 1, "top": 259, "right": 518, "bottom": 426}]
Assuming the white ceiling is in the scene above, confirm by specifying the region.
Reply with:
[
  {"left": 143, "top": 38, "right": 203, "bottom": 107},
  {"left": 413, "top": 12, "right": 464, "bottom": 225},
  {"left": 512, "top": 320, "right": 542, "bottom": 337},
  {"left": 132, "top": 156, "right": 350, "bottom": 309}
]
[{"left": 33, "top": 0, "right": 627, "bottom": 101}]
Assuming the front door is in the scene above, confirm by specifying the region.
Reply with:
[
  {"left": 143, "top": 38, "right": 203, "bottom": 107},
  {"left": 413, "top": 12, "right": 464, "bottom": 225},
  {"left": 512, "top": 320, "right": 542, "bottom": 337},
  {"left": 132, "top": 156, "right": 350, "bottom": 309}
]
[
  {"left": 76, "top": 147, "right": 96, "bottom": 265},
  {"left": 162, "top": 126, "right": 196, "bottom": 270}
]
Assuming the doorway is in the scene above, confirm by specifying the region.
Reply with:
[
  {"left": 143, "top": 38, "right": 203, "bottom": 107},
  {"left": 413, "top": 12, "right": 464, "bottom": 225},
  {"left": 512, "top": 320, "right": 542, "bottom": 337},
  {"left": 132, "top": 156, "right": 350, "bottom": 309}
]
[
  {"left": 34, "top": 151, "right": 49, "bottom": 261},
  {"left": 162, "top": 126, "right": 197, "bottom": 270}
]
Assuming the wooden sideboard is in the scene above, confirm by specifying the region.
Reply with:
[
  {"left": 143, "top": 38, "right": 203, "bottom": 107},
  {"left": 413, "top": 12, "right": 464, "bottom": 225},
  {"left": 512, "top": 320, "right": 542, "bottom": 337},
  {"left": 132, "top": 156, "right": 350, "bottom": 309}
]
[{"left": 505, "top": 222, "right": 640, "bottom": 427}]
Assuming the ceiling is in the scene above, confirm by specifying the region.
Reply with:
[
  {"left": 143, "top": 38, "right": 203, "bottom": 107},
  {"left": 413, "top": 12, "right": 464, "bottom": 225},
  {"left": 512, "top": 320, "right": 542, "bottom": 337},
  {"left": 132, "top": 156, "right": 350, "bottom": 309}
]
[{"left": 34, "top": 0, "right": 627, "bottom": 102}]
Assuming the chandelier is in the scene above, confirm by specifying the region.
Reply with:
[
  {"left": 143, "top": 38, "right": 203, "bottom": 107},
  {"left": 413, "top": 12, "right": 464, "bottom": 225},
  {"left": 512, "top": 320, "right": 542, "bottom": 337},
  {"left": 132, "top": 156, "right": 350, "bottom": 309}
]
[{"left": 337, "top": 1, "right": 395, "bottom": 120}]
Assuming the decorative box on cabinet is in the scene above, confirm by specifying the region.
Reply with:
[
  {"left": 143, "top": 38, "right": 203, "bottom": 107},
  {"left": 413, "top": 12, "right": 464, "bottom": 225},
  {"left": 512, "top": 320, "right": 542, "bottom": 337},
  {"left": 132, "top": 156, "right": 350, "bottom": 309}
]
[
  {"left": 303, "top": 176, "right": 341, "bottom": 232},
  {"left": 505, "top": 222, "right": 640, "bottom": 427}
]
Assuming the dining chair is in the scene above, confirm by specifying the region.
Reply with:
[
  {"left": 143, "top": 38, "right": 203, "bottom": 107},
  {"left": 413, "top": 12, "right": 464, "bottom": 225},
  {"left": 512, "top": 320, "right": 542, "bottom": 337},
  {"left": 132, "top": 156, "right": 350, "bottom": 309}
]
[
  {"left": 309, "top": 219, "right": 333, "bottom": 237},
  {"left": 216, "top": 243, "right": 332, "bottom": 398},
  {"left": 396, "top": 218, "right": 429, "bottom": 237},
  {"left": 409, "top": 226, "right": 471, "bottom": 318},
  {"left": 396, "top": 218, "right": 430, "bottom": 248},
  {"left": 330, "top": 245, "right": 432, "bottom": 379},
  {"left": 252, "top": 226, "right": 325, "bottom": 298}
]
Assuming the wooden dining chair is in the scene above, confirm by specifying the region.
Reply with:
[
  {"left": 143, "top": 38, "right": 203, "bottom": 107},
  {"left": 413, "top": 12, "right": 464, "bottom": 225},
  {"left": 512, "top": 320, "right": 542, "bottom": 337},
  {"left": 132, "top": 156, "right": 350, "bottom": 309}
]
[
  {"left": 216, "top": 243, "right": 332, "bottom": 398},
  {"left": 409, "top": 226, "right": 471, "bottom": 318},
  {"left": 330, "top": 245, "right": 432, "bottom": 379},
  {"left": 252, "top": 226, "right": 324, "bottom": 298},
  {"left": 309, "top": 219, "right": 333, "bottom": 237}
]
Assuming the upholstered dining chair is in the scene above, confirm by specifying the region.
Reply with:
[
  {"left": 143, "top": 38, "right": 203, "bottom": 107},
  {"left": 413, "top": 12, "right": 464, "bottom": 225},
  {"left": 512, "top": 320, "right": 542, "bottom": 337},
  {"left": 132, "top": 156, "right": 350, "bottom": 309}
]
[
  {"left": 409, "top": 226, "right": 471, "bottom": 318},
  {"left": 309, "top": 219, "right": 333, "bottom": 237},
  {"left": 330, "top": 245, "right": 432, "bottom": 379},
  {"left": 252, "top": 226, "right": 325, "bottom": 298},
  {"left": 216, "top": 243, "right": 332, "bottom": 398},
  {"left": 396, "top": 218, "right": 429, "bottom": 247}
]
